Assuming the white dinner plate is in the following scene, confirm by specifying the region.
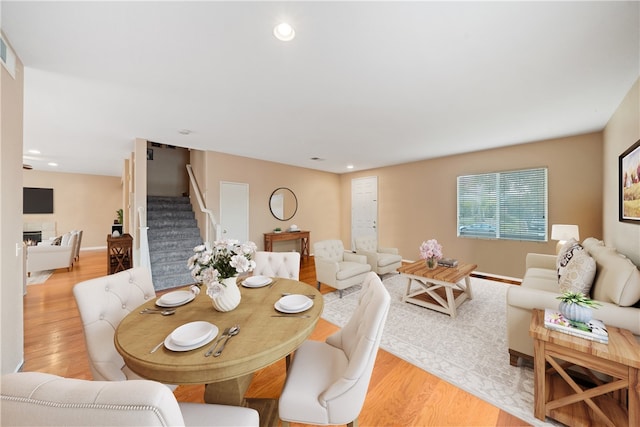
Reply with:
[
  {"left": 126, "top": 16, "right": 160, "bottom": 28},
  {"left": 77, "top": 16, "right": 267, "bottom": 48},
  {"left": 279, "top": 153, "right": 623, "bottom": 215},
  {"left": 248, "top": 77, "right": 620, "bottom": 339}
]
[
  {"left": 278, "top": 294, "right": 311, "bottom": 311},
  {"left": 242, "top": 275, "right": 272, "bottom": 288},
  {"left": 170, "top": 321, "right": 216, "bottom": 347},
  {"left": 164, "top": 325, "right": 218, "bottom": 352},
  {"left": 275, "top": 298, "right": 313, "bottom": 314},
  {"left": 156, "top": 291, "right": 196, "bottom": 307}
]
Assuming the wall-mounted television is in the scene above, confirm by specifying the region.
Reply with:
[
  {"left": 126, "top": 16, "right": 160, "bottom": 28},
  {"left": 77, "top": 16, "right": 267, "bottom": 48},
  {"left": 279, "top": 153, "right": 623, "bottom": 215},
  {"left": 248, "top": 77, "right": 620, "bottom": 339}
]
[{"left": 23, "top": 187, "right": 54, "bottom": 214}]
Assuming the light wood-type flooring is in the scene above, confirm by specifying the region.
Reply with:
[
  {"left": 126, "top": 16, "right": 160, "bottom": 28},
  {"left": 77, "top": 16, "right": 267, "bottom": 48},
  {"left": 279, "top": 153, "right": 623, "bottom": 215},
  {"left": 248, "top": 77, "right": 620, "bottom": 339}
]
[{"left": 22, "top": 249, "right": 530, "bottom": 426}]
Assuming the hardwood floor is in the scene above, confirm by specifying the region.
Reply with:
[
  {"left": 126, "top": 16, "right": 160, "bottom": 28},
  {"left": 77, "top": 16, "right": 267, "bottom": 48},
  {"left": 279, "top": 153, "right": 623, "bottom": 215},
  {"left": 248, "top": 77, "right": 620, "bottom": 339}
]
[{"left": 22, "top": 250, "right": 530, "bottom": 426}]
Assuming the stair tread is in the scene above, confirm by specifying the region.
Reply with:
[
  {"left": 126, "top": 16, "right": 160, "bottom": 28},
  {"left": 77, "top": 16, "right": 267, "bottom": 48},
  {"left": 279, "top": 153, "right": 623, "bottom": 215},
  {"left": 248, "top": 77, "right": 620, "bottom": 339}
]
[{"left": 146, "top": 196, "right": 202, "bottom": 291}]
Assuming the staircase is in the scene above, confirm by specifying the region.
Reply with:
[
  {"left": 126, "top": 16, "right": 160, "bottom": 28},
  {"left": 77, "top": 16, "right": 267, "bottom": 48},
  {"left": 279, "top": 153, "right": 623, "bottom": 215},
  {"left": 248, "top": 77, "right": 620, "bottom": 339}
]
[{"left": 147, "top": 196, "right": 202, "bottom": 291}]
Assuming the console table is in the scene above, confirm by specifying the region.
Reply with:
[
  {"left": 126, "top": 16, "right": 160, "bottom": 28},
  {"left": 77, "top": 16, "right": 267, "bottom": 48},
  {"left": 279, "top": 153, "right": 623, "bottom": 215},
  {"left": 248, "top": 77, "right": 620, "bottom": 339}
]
[
  {"left": 263, "top": 230, "right": 309, "bottom": 260},
  {"left": 529, "top": 308, "right": 639, "bottom": 427}
]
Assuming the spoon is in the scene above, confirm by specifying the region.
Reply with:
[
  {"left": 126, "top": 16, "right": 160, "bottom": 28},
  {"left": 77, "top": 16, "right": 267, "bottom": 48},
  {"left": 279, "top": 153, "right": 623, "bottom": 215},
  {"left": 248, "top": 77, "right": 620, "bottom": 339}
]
[
  {"left": 140, "top": 309, "right": 175, "bottom": 316},
  {"left": 213, "top": 325, "right": 240, "bottom": 357},
  {"left": 204, "top": 326, "right": 231, "bottom": 357}
]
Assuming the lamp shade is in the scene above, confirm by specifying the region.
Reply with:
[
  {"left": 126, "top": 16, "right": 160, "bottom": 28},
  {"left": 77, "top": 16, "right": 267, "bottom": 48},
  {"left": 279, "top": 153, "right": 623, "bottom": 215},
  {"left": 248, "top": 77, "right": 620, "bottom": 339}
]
[{"left": 551, "top": 224, "right": 580, "bottom": 241}]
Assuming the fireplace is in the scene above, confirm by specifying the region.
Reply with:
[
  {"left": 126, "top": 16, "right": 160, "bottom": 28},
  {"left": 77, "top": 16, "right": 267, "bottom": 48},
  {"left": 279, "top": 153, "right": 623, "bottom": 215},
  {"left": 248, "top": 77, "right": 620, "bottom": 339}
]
[
  {"left": 23, "top": 221, "right": 56, "bottom": 245},
  {"left": 23, "top": 231, "right": 42, "bottom": 246}
]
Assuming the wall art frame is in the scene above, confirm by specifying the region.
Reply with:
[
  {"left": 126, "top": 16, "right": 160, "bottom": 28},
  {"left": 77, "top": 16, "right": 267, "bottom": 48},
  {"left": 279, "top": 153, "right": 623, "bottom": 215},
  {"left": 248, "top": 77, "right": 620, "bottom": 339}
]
[{"left": 619, "top": 138, "right": 640, "bottom": 223}]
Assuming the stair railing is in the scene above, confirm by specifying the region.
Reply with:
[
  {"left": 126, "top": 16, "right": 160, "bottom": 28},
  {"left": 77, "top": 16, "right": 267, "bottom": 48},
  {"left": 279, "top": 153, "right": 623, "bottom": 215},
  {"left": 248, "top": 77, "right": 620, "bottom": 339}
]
[
  {"left": 137, "top": 206, "right": 152, "bottom": 277},
  {"left": 186, "top": 164, "right": 221, "bottom": 245}
]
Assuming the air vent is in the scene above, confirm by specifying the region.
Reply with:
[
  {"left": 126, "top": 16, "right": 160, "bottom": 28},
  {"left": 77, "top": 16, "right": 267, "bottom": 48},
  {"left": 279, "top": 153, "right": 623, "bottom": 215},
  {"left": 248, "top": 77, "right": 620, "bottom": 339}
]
[{"left": 0, "top": 36, "right": 17, "bottom": 79}]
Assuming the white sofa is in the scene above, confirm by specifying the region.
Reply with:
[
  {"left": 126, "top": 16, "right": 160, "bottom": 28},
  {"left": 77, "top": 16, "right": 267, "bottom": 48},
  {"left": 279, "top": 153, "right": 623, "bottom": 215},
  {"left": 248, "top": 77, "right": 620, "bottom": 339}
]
[
  {"left": 507, "top": 237, "right": 640, "bottom": 365},
  {"left": 1, "top": 371, "right": 259, "bottom": 426},
  {"left": 26, "top": 231, "right": 78, "bottom": 276}
]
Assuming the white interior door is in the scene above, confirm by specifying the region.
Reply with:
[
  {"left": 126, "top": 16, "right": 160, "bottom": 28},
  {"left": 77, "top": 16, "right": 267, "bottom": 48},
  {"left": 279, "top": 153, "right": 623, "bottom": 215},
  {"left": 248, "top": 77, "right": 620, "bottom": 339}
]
[
  {"left": 351, "top": 176, "right": 378, "bottom": 249},
  {"left": 220, "top": 182, "right": 249, "bottom": 242}
]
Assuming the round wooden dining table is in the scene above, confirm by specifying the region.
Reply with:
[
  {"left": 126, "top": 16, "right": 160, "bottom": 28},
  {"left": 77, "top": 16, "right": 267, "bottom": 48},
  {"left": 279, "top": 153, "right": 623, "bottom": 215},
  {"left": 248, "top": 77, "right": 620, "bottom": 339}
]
[{"left": 114, "top": 277, "right": 323, "bottom": 406}]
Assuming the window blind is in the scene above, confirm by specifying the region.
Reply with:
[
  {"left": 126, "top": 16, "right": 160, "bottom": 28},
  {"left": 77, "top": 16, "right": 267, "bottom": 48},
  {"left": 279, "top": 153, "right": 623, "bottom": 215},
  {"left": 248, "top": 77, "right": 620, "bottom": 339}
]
[{"left": 457, "top": 167, "right": 548, "bottom": 242}]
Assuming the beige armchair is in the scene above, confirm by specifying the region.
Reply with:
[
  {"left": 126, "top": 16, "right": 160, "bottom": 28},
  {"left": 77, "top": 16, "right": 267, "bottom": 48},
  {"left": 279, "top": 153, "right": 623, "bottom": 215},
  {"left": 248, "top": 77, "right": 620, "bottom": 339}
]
[
  {"left": 354, "top": 235, "right": 402, "bottom": 275},
  {"left": 1, "top": 371, "right": 259, "bottom": 426},
  {"left": 313, "top": 239, "right": 372, "bottom": 298},
  {"left": 279, "top": 272, "right": 391, "bottom": 427},
  {"left": 73, "top": 229, "right": 83, "bottom": 261},
  {"left": 253, "top": 251, "right": 301, "bottom": 280}
]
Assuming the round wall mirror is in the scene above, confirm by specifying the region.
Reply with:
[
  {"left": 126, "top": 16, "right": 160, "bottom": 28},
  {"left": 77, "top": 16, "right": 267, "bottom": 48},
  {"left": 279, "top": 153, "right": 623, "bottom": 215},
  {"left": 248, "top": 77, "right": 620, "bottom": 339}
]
[{"left": 269, "top": 187, "right": 298, "bottom": 221}]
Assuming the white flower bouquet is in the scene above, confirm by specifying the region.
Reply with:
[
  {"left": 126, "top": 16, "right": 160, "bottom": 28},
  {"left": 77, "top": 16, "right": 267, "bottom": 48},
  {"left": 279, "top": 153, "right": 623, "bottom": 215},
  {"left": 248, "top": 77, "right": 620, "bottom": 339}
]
[{"left": 187, "top": 239, "right": 257, "bottom": 298}]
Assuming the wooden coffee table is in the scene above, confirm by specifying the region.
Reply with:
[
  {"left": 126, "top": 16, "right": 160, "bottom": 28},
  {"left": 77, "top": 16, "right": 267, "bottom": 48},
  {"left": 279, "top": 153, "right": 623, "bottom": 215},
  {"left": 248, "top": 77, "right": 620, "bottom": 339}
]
[
  {"left": 529, "top": 308, "right": 639, "bottom": 427},
  {"left": 398, "top": 260, "right": 477, "bottom": 318}
]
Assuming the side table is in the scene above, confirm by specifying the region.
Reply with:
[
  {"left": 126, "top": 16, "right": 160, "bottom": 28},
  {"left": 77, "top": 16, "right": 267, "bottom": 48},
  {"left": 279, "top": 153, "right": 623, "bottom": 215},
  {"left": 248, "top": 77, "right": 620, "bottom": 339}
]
[
  {"left": 107, "top": 233, "right": 133, "bottom": 274},
  {"left": 529, "top": 308, "right": 639, "bottom": 427}
]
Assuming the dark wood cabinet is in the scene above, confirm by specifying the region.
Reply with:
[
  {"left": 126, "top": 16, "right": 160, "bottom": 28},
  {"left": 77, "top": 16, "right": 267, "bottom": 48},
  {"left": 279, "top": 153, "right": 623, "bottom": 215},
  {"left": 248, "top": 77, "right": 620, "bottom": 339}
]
[{"left": 107, "top": 233, "right": 133, "bottom": 274}]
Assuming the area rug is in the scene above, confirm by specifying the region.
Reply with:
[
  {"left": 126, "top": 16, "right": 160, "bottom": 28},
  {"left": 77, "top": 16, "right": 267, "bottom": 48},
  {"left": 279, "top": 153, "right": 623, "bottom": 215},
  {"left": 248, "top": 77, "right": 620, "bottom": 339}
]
[
  {"left": 27, "top": 270, "right": 53, "bottom": 285},
  {"left": 321, "top": 274, "right": 555, "bottom": 427}
]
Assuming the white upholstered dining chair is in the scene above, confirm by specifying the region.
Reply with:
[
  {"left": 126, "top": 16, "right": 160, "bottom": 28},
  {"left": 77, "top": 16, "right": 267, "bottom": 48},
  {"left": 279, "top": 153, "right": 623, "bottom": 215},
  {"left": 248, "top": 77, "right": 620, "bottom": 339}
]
[
  {"left": 313, "top": 239, "right": 372, "bottom": 297},
  {"left": 278, "top": 272, "right": 391, "bottom": 427},
  {"left": 354, "top": 235, "right": 402, "bottom": 275},
  {"left": 73, "top": 267, "right": 158, "bottom": 382},
  {"left": 253, "top": 251, "right": 301, "bottom": 280},
  {"left": 1, "top": 371, "right": 259, "bottom": 427}
]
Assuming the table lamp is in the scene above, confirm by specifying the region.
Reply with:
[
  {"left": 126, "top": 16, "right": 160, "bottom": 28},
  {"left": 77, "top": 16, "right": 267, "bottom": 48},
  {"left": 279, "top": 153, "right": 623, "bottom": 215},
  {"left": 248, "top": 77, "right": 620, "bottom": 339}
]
[{"left": 551, "top": 224, "right": 580, "bottom": 254}]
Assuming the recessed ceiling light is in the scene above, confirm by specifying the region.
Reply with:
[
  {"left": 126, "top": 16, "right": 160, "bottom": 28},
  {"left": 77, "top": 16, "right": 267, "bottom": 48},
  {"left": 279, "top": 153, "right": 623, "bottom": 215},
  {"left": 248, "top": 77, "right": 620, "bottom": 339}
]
[
  {"left": 274, "top": 23, "right": 295, "bottom": 41},
  {"left": 347, "top": 164, "right": 354, "bottom": 169},
  {"left": 48, "top": 162, "right": 58, "bottom": 167},
  {"left": 28, "top": 149, "right": 40, "bottom": 154},
  {"left": 178, "top": 129, "right": 191, "bottom": 135}
]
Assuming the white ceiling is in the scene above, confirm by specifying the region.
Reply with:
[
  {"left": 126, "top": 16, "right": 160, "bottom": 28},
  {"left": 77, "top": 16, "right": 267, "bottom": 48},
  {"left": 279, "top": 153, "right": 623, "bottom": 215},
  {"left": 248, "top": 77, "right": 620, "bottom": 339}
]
[{"left": 2, "top": 1, "right": 639, "bottom": 177}]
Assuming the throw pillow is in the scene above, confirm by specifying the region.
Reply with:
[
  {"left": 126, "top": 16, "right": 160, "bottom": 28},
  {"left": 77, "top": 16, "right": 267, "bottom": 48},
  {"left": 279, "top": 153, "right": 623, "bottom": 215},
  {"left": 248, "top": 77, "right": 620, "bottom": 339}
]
[
  {"left": 52, "top": 235, "right": 63, "bottom": 246},
  {"left": 556, "top": 238, "right": 581, "bottom": 278},
  {"left": 558, "top": 249, "right": 597, "bottom": 295}
]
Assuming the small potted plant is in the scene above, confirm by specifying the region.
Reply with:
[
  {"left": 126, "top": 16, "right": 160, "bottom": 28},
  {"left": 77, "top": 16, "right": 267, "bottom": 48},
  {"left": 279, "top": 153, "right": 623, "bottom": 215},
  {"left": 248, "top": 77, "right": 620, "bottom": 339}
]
[
  {"left": 556, "top": 291, "right": 601, "bottom": 323},
  {"left": 274, "top": 227, "right": 282, "bottom": 233}
]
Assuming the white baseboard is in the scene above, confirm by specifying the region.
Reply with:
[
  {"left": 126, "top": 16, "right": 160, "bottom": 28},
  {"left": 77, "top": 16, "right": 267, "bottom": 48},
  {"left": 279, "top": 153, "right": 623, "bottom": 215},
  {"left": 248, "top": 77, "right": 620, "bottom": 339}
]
[{"left": 80, "top": 246, "right": 107, "bottom": 252}]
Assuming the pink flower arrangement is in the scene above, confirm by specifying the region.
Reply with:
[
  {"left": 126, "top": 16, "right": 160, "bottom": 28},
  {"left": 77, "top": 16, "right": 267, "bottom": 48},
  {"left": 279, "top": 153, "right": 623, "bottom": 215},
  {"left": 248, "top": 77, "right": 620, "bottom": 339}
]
[{"left": 419, "top": 239, "right": 443, "bottom": 261}]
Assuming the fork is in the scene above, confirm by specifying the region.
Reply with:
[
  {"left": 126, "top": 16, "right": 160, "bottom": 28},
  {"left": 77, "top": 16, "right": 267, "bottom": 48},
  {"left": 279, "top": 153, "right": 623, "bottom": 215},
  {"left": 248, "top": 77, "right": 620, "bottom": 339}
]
[
  {"left": 204, "top": 327, "right": 230, "bottom": 357},
  {"left": 213, "top": 324, "right": 240, "bottom": 357}
]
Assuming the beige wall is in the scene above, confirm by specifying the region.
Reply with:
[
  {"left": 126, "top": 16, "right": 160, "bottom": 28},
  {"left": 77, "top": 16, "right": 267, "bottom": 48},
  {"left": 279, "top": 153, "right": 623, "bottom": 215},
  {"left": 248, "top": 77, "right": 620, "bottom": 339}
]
[
  {"left": 22, "top": 171, "right": 122, "bottom": 248},
  {"left": 1, "top": 32, "right": 25, "bottom": 374},
  {"left": 195, "top": 151, "right": 341, "bottom": 251},
  {"left": 147, "top": 143, "right": 190, "bottom": 197},
  {"left": 340, "top": 132, "right": 604, "bottom": 279},
  {"left": 604, "top": 77, "right": 640, "bottom": 265}
]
